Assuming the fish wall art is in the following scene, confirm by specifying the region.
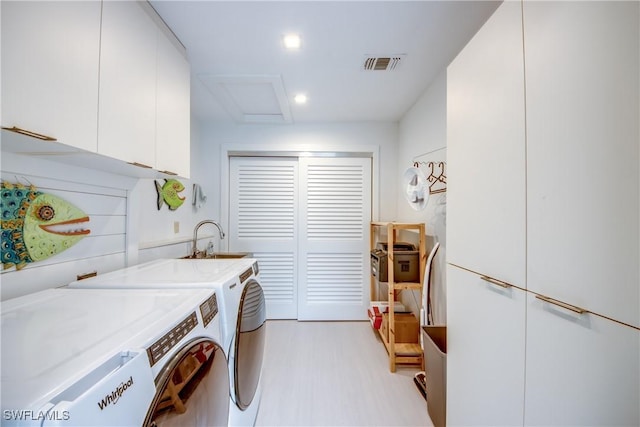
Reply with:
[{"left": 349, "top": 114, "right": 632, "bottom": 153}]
[
  {"left": 1, "top": 181, "right": 91, "bottom": 270},
  {"left": 155, "top": 179, "right": 185, "bottom": 210}
]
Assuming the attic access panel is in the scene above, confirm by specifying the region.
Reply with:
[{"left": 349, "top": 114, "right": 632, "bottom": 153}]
[{"left": 198, "top": 74, "right": 292, "bottom": 124}]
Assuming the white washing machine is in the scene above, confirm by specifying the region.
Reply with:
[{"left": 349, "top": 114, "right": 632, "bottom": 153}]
[
  {"left": 68, "top": 258, "right": 266, "bottom": 427},
  {"left": 1, "top": 287, "right": 229, "bottom": 427},
  {"left": 69, "top": 259, "right": 245, "bottom": 350}
]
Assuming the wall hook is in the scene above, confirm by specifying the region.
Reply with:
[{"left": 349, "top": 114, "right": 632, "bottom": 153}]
[{"left": 413, "top": 161, "right": 446, "bottom": 194}]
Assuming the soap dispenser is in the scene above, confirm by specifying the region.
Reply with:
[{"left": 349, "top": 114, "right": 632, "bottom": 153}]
[{"left": 205, "top": 241, "right": 215, "bottom": 256}]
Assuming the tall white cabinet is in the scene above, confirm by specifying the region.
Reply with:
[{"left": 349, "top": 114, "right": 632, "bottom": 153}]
[
  {"left": 523, "top": 2, "right": 639, "bottom": 425},
  {"left": 447, "top": 2, "right": 527, "bottom": 425},
  {"left": 447, "top": 1, "right": 640, "bottom": 426},
  {"left": 447, "top": 0, "right": 526, "bottom": 288},
  {"left": 524, "top": 0, "right": 639, "bottom": 329}
]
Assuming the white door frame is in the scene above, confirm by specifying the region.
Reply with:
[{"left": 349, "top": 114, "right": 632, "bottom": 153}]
[{"left": 221, "top": 144, "right": 379, "bottom": 320}]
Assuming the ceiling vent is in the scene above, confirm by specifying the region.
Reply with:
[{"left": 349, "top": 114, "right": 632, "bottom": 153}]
[{"left": 363, "top": 54, "right": 406, "bottom": 71}]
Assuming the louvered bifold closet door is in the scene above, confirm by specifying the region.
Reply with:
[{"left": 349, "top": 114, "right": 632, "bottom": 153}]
[
  {"left": 298, "top": 157, "right": 372, "bottom": 321},
  {"left": 229, "top": 157, "right": 299, "bottom": 320}
]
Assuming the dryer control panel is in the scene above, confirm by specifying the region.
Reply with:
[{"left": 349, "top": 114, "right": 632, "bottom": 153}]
[
  {"left": 240, "top": 266, "right": 254, "bottom": 284},
  {"left": 200, "top": 293, "right": 219, "bottom": 327}
]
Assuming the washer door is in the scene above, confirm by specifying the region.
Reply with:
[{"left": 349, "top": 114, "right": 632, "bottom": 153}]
[
  {"left": 234, "top": 279, "right": 266, "bottom": 410},
  {"left": 144, "top": 338, "right": 229, "bottom": 427}
]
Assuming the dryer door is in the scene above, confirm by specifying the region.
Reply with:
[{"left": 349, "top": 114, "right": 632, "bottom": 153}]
[
  {"left": 234, "top": 279, "right": 266, "bottom": 410},
  {"left": 144, "top": 338, "right": 229, "bottom": 427}
]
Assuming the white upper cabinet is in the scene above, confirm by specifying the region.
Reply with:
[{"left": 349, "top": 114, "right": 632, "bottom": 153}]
[
  {"left": 524, "top": 1, "right": 639, "bottom": 327},
  {"left": 447, "top": 0, "right": 526, "bottom": 287},
  {"left": 156, "top": 28, "right": 191, "bottom": 178},
  {"left": 98, "top": 1, "right": 158, "bottom": 169},
  {"left": 1, "top": 1, "right": 101, "bottom": 151},
  {"left": 2, "top": 1, "right": 191, "bottom": 179}
]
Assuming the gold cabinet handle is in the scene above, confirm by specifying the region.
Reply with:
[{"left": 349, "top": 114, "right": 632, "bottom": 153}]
[
  {"left": 2, "top": 126, "right": 57, "bottom": 141},
  {"left": 159, "top": 170, "right": 178, "bottom": 176},
  {"left": 480, "top": 275, "right": 512, "bottom": 289},
  {"left": 76, "top": 271, "right": 97, "bottom": 281},
  {"left": 535, "top": 294, "right": 587, "bottom": 314},
  {"left": 128, "top": 161, "right": 153, "bottom": 169}
]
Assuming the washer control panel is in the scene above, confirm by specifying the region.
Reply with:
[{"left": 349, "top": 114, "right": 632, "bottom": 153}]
[{"left": 147, "top": 312, "right": 198, "bottom": 366}]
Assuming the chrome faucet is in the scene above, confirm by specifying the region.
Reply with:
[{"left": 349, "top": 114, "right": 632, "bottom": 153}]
[{"left": 191, "top": 220, "right": 225, "bottom": 258}]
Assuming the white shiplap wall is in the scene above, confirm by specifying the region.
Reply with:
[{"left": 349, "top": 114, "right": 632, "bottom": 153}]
[{"left": 1, "top": 152, "right": 137, "bottom": 300}]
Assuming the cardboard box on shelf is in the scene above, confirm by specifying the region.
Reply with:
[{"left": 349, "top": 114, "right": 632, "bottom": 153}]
[
  {"left": 381, "top": 312, "right": 419, "bottom": 343},
  {"left": 370, "top": 243, "right": 420, "bottom": 283},
  {"left": 367, "top": 301, "right": 407, "bottom": 329}
]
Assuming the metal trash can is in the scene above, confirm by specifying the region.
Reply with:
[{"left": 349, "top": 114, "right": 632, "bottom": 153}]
[{"left": 423, "top": 326, "right": 447, "bottom": 427}]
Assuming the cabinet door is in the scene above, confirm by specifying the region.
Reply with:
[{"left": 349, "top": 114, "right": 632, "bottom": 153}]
[
  {"left": 98, "top": 1, "right": 157, "bottom": 167},
  {"left": 447, "top": 1, "right": 526, "bottom": 287},
  {"left": 1, "top": 1, "right": 101, "bottom": 151},
  {"left": 156, "top": 28, "right": 191, "bottom": 178},
  {"left": 525, "top": 293, "right": 639, "bottom": 426},
  {"left": 447, "top": 265, "right": 526, "bottom": 426},
  {"left": 524, "top": 2, "right": 639, "bottom": 327}
]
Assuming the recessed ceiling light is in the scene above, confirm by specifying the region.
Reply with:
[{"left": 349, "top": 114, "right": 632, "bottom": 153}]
[
  {"left": 294, "top": 93, "right": 307, "bottom": 104},
  {"left": 283, "top": 33, "right": 301, "bottom": 50}
]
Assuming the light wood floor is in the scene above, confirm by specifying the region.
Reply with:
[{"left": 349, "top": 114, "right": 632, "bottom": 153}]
[{"left": 255, "top": 320, "right": 432, "bottom": 427}]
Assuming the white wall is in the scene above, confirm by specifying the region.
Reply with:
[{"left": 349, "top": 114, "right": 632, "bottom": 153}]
[
  {"left": 0, "top": 117, "right": 215, "bottom": 298},
  {"left": 198, "top": 121, "right": 399, "bottom": 227},
  {"left": 0, "top": 119, "right": 397, "bottom": 300},
  {"left": 133, "top": 116, "right": 221, "bottom": 263},
  {"left": 0, "top": 151, "right": 136, "bottom": 300},
  {"left": 396, "top": 69, "right": 448, "bottom": 325}
]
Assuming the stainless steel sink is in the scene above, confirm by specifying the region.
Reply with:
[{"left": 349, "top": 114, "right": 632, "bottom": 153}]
[{"left": 181, "top": 252, "right": 250, "bottom": 260}]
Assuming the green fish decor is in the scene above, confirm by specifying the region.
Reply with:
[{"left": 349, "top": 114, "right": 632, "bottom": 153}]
[
  {"left": 155, "top": 179, "right": 185, "bottom": 211},
  {"left": 1, "top": 181, "right": 91, "bottom": 270}
]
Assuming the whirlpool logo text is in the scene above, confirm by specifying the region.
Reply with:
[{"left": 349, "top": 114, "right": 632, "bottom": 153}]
[{"left": 97, "top": 376, "right": 134, "bottom": 410}]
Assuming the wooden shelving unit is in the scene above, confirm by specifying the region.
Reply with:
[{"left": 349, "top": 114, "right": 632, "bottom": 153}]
[{"left": 370, "top": 221, "right": 426, "bottom": 372}]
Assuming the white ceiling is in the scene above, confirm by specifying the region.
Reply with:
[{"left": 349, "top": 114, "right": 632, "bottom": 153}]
[{"left": 150, "top": 1, "right": 501, "bottom": 124}]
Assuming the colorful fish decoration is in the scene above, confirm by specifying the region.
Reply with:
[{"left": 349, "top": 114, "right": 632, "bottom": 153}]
[
  {"left": 155, "top": 179, "right": 185, "bottom": 211},
  {"left": 1, "top": 181, "right": 91, "bottom": 270}
]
